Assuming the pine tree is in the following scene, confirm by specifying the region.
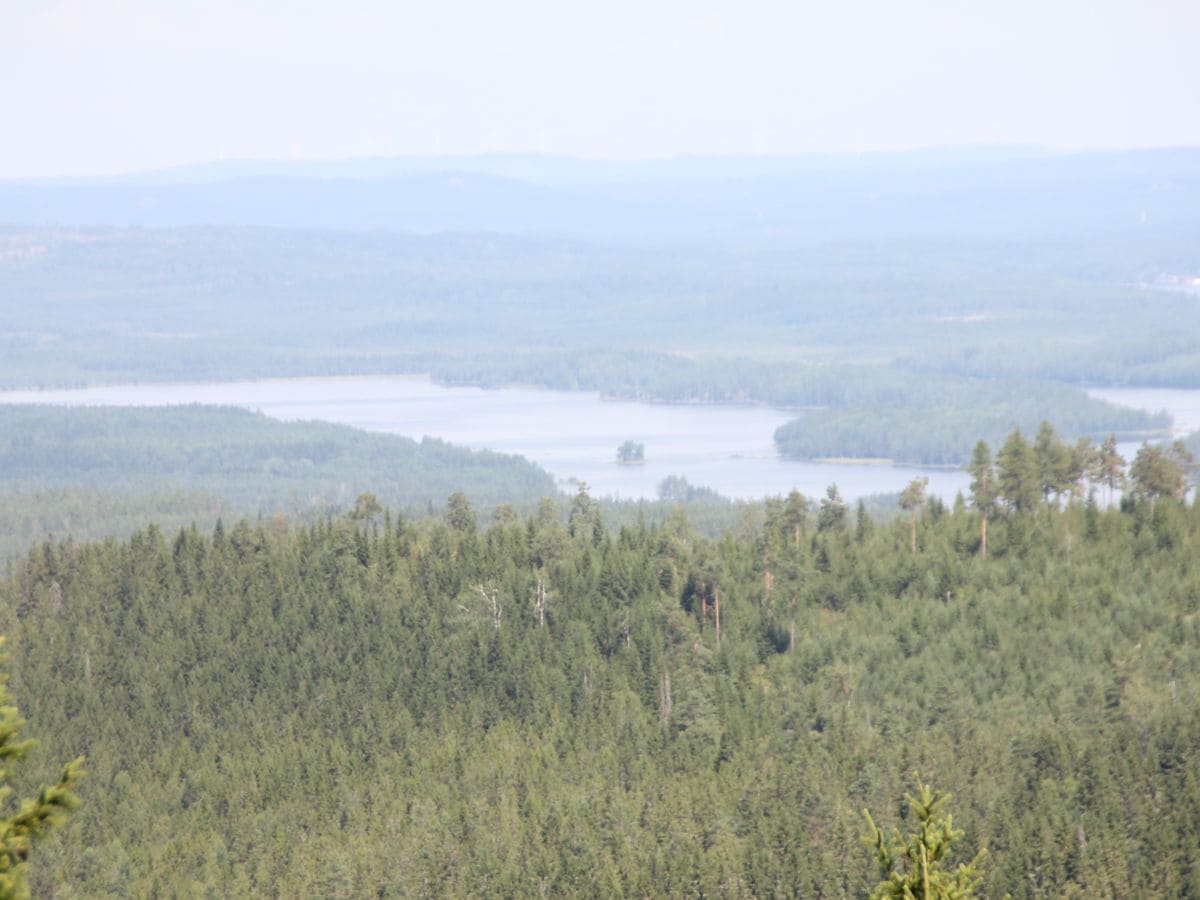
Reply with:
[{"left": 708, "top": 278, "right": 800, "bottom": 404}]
[
  {"left": 1091, "top": 435, "right": 1126, "bottom": 507},
  {"left": 349, "top": 491, "right": 382, "bottom": 522},
  {"left": 444, "top": 491, "right": 476, "bottom": 533},
  {"left": 784, "top": 489, "right": 810, "bottom": 547},
  {"left": 0, "top": 639, "right": 84, "bottom": 900},
  {"left": 997, "top": 428, "right": 1038, "bottom": 513},
  {"left": 1129, "top": 441, "right": 1193, "bottom": 502},
  {"left": 966, "top": 441, "right": 996, "bottom": 557},
  {"left": 1033, "top": 421, "right": 1070, "bottom": 505},
  {"left": 1063, "top": 436, "right": 1096, "bottom": 503},
  {"left": 899, "top": 477, "right": 929, "bottom": 554}
]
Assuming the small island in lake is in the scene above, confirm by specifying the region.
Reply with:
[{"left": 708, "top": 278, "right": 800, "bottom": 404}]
[{"left": 616, "top": 439, "right": 646, "bottom": 464}]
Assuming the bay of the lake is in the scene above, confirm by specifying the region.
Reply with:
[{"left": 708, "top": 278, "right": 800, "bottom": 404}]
[
  {"left": 1086, "top": 387, "right": 1200, "bottom": 439},
  {"left": 0, "top": 376, "right": 975, "bottom": 502}
]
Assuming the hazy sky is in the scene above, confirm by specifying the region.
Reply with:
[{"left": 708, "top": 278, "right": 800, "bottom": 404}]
[{"left": 4, "top": 0, "right": 1199, "bottom": 177}]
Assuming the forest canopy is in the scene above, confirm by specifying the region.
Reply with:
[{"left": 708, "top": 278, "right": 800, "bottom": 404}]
[{"left": 2, "top": 481, "right": 1198, "bottom": 896}]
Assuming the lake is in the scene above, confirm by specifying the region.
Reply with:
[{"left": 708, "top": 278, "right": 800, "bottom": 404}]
[
  {"left": 4, "top": 378, "right": 1193, "bottom": 502},
  {"left": 0, "top": 376, "right": 972, "bottom": 502}
]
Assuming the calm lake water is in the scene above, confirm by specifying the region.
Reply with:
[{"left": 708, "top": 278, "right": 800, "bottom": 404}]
[
  {"left": 0, "top": 376, "right": 972, "bottom": 502},
  {"left": 5, "top": 378, "right": 1194, "bottom": 502}
]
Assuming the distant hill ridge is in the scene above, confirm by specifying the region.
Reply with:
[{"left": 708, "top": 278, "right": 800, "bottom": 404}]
[{"left": 4, "top": 148, "right": 1199, "bottom": 241}]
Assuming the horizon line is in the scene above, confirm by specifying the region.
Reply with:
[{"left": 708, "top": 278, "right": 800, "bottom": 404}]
[{"left": 6, "top": 141, "right": 1200, "bottom": 185}]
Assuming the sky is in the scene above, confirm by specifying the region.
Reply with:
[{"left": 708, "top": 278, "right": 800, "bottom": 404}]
[{"left": 4, "top": 0, "right": 1199, "bottom": 178}]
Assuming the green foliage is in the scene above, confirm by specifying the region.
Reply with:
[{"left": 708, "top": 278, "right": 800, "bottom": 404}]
[
  {"left": 444, "top": 490, "right": 476, "bottom": 532},
  {"left": 1130, "top": 441, "right": 1196, "bottom": 501},
  {"left": 967, "top": 441, "right": 996, "bottom": 515},
  {"left": 1094, "top": 434, "right": 1128, "bottom": 502},
  {"left": 0, "top": 640, "right": 83, "bottom": 900},
  {"left": 349, "top": 492, "right": 382, "bottom": 522},
  {"left": 0, "top": 487, "right": 228, "bottom": 563},
  {"left": 997, "top": 429, "right": 1039, "bottom": 513},
  {"left": 3, "top": 492, "right": 1200, "bottom": 896},
  {"left": 899, "top": 477, "right": 929, "bottom": 514},
  {"left": 864, "top": 777, "right": 986, "bottom": 899},
  {"left": 654, "top": 475, "right": 722, "bottom": 506},
  {"left": 817, "top": 483, "right": 848, "bottom": 532},
  {"left": 773, "top": 384, "right": 1163, "bottom": 467},
  {"left": 1033, "top": 421, "right": 1071, "bottom": 503},
  {"left": 5, "top": 225, "right": 1200, "bottom": 389},
  {"left": 0, "top": 404, "right": 554, "bottom": 553}
]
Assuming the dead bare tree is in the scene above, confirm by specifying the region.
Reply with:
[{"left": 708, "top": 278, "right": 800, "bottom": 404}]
[{"left": 476, "top": 583, "right": 502, "bottom": 630}]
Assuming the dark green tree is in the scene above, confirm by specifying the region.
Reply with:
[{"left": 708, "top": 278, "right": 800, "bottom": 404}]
[
  {"left": 444, "top": 491, "right": 476, "bottom": 532},
  {"left": 567, "top": 483, "right": 602, "bottom": 544},
  {"left": 817, "top": 484, "right": 847, "bottom": 532},
  {"left": 997, "top": 428, "right": 1038, "bottom": 513}
]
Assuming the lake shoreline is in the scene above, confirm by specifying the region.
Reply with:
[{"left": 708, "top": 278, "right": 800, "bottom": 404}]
[
  {"left": 1, "top": 377, "right": 1193, "bottom": 503},
  {"left": 0, "top": 375, "right": 973, "bottom": 502}
]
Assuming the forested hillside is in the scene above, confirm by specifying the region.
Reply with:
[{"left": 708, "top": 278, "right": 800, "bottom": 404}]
[
  {"left": 0, "top": 405, "right": 556, "bottom": 559},
  {"left": 2, "top": 224, "right": 1194, "bottom": 463},
  {"left": 4, "top": 485, "right": 1198, "bottom": 896}
]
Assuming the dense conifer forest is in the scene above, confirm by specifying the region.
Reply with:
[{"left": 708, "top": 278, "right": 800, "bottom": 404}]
[
  {"left": 0, "top": 405, "right": 553, "bottom": 511},
  {"left": 0, "top": 405, "right": 557, "bottom": 560},
  {"left": 3, "top": 450, "right": 1198, "bottom": 895}
]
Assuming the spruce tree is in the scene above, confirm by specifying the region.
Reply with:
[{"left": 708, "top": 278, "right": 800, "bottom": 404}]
[
  {"left": 817, "top": 484, "right": 847, "bottom": 532},
  {"left": 0, "top": 639, "right": 84, "bottom": 900},
  {"left": 863, "top": 777, "right": 986, "bottom": 899}
]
